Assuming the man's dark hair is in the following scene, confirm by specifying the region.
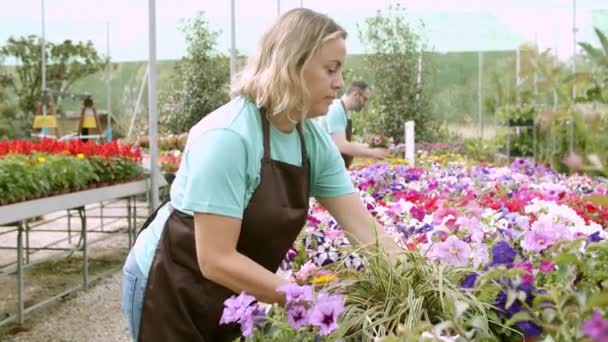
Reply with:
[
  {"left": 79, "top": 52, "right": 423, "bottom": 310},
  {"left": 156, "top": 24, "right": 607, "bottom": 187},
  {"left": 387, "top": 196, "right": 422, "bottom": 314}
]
[{"left": 345, "top": 80, "right": 369, "bottom": 95}]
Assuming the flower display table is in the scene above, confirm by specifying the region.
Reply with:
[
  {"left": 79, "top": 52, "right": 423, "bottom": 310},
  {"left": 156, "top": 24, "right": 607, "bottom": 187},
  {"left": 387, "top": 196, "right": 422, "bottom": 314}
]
[{"left": 0, "top": 179, "right": 150, "bottom": 326}]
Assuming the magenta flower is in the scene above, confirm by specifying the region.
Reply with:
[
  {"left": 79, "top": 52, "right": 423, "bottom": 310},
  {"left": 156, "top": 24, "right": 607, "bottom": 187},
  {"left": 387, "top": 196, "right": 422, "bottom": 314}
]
[
  {"left": 514, "top": 261, "right": 534, "bottom": 274},
  {"left": 431, "top": 235, "right": 472, "bottom": 267},
  {"left": 309, "top": 291, "right": 345, "bottom": 336},
  {"left": 582, "top": 311, "right": 608, "bottom": 342},
  {"left": 522, "top": 273, "right": 535, "bottom": 285},
  {"left": 277, "top": 283, "right": 313, "bottom": 304},
  {"left": 521, "top": 230, "right": 557, "bottom": 252},
  {"left": 539, "top": 260, "right": 556, "bottom": 273},
  {"left": 286, "top": 304, "right": 310, "bottom": 329},
  {"left": 409, "top": 206, "right": 426, "bottom": 221}
]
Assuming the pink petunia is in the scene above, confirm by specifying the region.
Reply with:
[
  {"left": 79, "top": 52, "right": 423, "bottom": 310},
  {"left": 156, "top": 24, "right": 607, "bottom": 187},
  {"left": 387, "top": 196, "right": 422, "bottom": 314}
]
[
  {"left": 430, "top": 235, "right": 472, "bottom": 267},
  {"left": 521, "top": 230, "right": 557, "bottom": 252}
]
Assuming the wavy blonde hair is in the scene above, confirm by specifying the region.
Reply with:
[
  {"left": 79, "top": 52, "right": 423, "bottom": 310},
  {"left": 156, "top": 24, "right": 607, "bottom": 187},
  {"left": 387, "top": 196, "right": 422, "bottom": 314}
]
[{"left": 235, "top": 8, "right": 346, "bottom": 122}]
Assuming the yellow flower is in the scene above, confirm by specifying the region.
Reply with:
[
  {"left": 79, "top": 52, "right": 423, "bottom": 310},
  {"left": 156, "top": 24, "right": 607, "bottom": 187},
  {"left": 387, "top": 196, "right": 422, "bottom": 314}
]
[
  {"left": 76, "top": 153, "right": 85, "bottom": 160},
  {"left": 312, "top": 273, "right": 337, "bottom": 285},
  {"left": 37, "top": 156, "right": 46, "bottom": 163}
]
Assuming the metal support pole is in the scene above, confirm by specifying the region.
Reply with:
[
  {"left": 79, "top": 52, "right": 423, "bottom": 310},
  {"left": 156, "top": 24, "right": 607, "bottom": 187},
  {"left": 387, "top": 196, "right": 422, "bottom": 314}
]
[
  {"left": 100, "top": 202, "right": 104, "bottom": 232},
  {"left": 17, "top": 221, "right": 24, "bottom": 324},
  {"left": 230, "top": 0, "right": 237, "bottom": 88},
  {"left": 478, "top": 50, "right": 483, "bottom": 140},
  {"left": 40, "top": 0, "right": 47, "bottom": 117},
  {"left": 570, "top": 0, "right": 577, "bottom": 154},
  {"left": 133, "top": 197, "right": 138, "bottom": 244},
  {"left": 68, "top": 209, "right": 72, "bottom": 244},
  {"left": 127, "top": 197, "right": 133, "bottom": 247},
  {"left": 25, "top": 221, "right": 30, "bottom": 264},
  {"left": 148, "top": 0, "right": 160, "bottom": 211},
  {"left": 40, "top": 0, "right": 48, "bottom": 136},
  {"left": 79, "top": 208, "right": 88, "bottom": 290},
  {"left": 106, "top": 21, "right": 112, "bottom": 142}
]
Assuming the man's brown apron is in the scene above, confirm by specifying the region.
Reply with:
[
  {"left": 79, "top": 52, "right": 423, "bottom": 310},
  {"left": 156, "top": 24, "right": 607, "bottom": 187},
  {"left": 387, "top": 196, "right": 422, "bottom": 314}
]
[
  {"left": 339, "top": 100, "right": 354, "bottom": 169},
  {"left": 138, "top": 110, "right": 310, "bottom": 341}
]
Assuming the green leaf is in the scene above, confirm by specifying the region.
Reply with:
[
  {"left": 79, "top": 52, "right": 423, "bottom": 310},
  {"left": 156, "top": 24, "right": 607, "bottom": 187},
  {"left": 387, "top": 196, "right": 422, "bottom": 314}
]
[
  {"left": 541, "top": 308, "right": 557, "bottom": 323},
  {"left": 505, "top": 289, "right": 518, "bottom": 310},
  {"left": 505, "top": 311, "right": 532, "bottom": 326},
  {"left": 588, "top": 291, "right": 608, "bottom": 308}
]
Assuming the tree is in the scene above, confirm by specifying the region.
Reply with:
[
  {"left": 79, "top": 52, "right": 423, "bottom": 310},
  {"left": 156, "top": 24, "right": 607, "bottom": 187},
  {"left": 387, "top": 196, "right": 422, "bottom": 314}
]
[
  {"left": 578, "top": 27, "right": 608, "bottom": 102},
  {"left": 358, "top": 4, "right": 440, "bottom": 142},
  {"left": 0, "top": 57, "right": 13, "bottom": 102},
  {"left": 0, "top": 35, "right": 104, "bottom": 121},
  {"left": 159, "top": 12, "right": 230, "bottom": 134},
  {"left": 0, "top": 57, "right": 26, "bottom": 138}
]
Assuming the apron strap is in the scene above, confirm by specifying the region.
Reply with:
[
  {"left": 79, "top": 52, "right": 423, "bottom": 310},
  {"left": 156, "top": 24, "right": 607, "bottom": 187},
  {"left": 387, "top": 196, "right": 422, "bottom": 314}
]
[{"left": 260, "top": 108, "right": 308, "bottom": 163}]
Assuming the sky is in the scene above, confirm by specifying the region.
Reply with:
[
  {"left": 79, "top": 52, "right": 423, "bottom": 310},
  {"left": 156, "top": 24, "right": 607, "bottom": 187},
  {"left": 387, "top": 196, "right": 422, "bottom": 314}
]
[{"left": 1, "top": 0, "right": 607, "bottom": 63}]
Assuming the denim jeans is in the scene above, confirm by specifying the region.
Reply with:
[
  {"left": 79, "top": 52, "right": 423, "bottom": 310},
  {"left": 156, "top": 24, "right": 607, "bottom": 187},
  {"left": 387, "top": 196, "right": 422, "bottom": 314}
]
[{"left": 121, "top": 251, "right": 147, "bottom": 342}]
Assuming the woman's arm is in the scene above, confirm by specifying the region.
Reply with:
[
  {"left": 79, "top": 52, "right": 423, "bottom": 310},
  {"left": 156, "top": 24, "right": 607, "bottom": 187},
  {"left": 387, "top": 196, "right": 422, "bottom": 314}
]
[
  {"left": 194, "top": 213, "right": 289, "bottom": 305},
  {"left": 317, "top": 192, "right": 401, "bottom": 255}
]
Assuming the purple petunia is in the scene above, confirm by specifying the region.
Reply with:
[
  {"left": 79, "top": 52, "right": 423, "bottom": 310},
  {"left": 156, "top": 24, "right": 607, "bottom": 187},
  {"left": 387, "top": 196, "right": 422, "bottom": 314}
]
[
  {"left": 286, "top": 304, "right": 310, "bottom": 329},
  {"left": 490, "top": 241, "right": 517, "bottom": 267},
  {"left": 220, "top": 291, "right": 256, "bottom": 325},
  {"left": 494, "top": 282, "right": 543, "bottom": 338},
  {"left": 583, "top": 311, "right": 608, "bottom": 342},
  {"left": 461, "top": 272, "right": 479, "bottom": 288},
  {"left": 309, "top": 291, "right": 345, "bottom": 336},
  {"left": 239, "top": 305, "right": 266, "bottom": 337},
  {"left": 277, "top": 283, "right": 313, "bottom": 304},
  {"left": 219, "top": 291, "right": 266, "bottom": 337}
]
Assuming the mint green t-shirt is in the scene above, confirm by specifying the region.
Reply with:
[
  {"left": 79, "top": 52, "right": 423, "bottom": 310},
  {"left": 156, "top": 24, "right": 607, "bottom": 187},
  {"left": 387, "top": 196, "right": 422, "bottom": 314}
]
[
  {"left": 133, "top": 97, "right": 355, "bottom": 275},
  {"left": 325, "top": 99, "right": 351, "bottom": 135}
]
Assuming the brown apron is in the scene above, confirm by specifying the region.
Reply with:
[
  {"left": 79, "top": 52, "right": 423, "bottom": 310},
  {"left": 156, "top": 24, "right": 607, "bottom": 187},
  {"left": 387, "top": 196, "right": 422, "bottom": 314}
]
[
  {"left": 138, "top": 110, "right": 310, "bottom": 341},
  {"left": 339, "top": 100, "right": 354, "bottom": 169}
]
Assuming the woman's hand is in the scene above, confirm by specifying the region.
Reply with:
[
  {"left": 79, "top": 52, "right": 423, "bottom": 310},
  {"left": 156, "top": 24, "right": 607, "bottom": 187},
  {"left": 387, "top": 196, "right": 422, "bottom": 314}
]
[{"left": 316, "top": 193, "right": 402, "bottom": 255}]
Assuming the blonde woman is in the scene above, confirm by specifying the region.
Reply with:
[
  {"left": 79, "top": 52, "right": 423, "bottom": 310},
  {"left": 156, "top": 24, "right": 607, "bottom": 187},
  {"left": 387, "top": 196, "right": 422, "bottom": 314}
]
[{"left": 121, "top": 8, "right": 400, "bottom": 341}]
